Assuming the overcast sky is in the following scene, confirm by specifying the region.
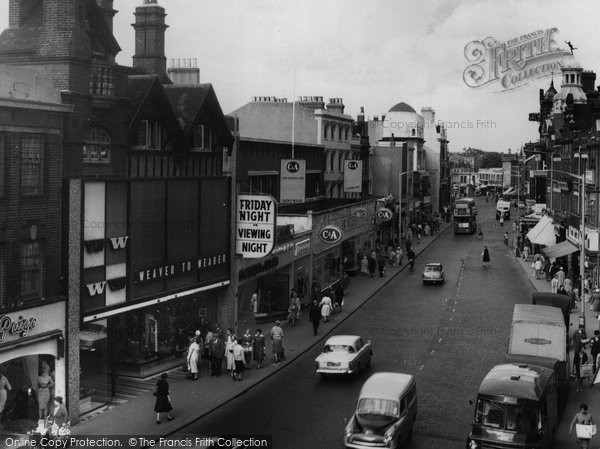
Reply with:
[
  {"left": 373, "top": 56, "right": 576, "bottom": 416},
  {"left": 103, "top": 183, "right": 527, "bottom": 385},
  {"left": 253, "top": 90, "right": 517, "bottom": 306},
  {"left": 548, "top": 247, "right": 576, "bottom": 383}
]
[{"left": 1, "top": 0, "right": 598, "bottom": 153}]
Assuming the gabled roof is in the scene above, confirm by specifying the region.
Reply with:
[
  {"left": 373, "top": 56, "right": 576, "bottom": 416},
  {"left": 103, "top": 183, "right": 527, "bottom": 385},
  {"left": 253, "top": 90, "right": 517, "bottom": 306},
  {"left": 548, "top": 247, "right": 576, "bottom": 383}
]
[{"left": 165, "top": 84, "right": 234, "bottom": 147}]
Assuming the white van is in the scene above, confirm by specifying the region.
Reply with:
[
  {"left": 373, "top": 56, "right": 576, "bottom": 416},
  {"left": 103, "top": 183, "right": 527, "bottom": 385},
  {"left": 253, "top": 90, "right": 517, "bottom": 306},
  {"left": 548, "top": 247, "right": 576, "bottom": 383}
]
[{"left": 496, "top": 200, "right": 510, "bottom": 220}]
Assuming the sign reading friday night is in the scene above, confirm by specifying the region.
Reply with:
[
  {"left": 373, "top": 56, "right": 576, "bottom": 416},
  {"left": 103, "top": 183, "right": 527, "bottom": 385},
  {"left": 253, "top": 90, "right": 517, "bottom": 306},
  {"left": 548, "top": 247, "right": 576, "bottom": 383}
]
[{"left": 236, "top": 194, "right": 277, "bottom": 258}]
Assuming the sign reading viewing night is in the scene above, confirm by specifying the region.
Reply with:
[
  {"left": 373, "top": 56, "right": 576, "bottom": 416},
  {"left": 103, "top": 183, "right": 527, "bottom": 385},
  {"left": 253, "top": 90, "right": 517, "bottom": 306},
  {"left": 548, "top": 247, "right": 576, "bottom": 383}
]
[{"left": 236, "top": 194, "right": 277, "bottom": 258}]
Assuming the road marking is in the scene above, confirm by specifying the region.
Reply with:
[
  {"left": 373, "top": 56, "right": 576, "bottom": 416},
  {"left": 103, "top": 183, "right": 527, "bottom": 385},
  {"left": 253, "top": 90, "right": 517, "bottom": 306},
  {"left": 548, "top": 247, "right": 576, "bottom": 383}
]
[
  {"left": 438, "top": 338, "right": 443, "bottom": 343},
  {"left": 419, "top": 365, "right": 424, "bottom": 370},
  {"left": 452, "top": 308, "right": 456, "bottom": 313},
  {"left": 430, "top": 350, "right": 435, "bottom": 355},
  {"left": 450, "top": 317, "right": 453, "bottom": 321}
]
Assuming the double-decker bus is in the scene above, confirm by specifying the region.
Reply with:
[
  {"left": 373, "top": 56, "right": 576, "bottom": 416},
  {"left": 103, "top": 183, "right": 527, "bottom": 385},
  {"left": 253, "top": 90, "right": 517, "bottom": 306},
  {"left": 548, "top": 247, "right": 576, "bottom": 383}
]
[{"left": 453, "top": 197, "right": 477, "bottom": 234}]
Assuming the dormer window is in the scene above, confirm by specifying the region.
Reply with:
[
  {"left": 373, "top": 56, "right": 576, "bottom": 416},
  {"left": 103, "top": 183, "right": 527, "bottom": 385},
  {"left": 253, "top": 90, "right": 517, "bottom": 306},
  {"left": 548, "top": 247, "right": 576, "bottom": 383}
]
[
  {"left": 135, "top": 120, "right": 167, "bottom": 150},
  {"left": 193, "top": 125, "right": 212, "bottom": 151},
  {"left": 83, "top": 126, "right": 111, "bottom": 163}
]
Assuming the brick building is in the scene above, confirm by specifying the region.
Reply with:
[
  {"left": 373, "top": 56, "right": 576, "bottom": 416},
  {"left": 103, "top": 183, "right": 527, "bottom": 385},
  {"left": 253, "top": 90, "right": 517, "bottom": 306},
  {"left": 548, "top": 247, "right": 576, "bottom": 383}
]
[{"left": 0, "top": 0, "right": 233, "bottom": 424}]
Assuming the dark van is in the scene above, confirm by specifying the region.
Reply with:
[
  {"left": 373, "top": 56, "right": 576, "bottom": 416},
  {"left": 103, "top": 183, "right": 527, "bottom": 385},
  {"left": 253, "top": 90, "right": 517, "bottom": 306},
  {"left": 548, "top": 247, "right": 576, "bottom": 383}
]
[{"left": 467, "top": 364, "right": 558, "bottom": 449}]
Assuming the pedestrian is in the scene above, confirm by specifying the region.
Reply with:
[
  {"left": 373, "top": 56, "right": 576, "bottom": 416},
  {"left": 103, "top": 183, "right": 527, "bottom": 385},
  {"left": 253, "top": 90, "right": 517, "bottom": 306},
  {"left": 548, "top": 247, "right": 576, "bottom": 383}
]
[
  {"left": 407, "top": 248, "right": 416, "bottom": 272},
  {"left": 210, "top": 333, "right": 225, "bottom": 377},
  {"left": 396, "top": 247, "right": 403, "bottom": 266},
  {"left": 482, "top": 246, "right": 490, "bottom": 268},
  {"left": 557, "top": 266, "right": 566, "bottom": 286},
  {"left": 250, "top": 290, "right": 259, "bottom": 315},
  {"left": 377, "top": 252, "right": 386, "bottom": 277},
  {"left": 0, "top": 372, "right": 12, "bottom": 425},
  {"left": 572, "top": 326, "right": 590, "bottom": 364},
  {"left": 309, "top": 300, "right": 321, "bottom": 336},
  {"left": 569, "top": 403, "right": 593, "bottom": 448},
  {"left": 231, "top": 337, "right": 245, "bottom": 381},
  {"left": 288, "top": 289, "right": 300, "bottom": 326},
  {"left": 270, "top": 321, "right": 284, "bottom": 364},
  {"left": 564, "top": 276, "right": 573, "bottom": 294},
  {"left": 335, "top": 282, "right": 344, "bottom": 312},
  {"left": 551, "top": 275, "right": 559, "bottom": 294},
  {"left": 592, "top": 289, "right": 600, "bottom": 313},
  {"left": 424, "top": 223, "right": 431, "bottom": 237},
  {"left": 503, "top": 232, "right": 508, "bottom": 246},
  {"left": 225, "top": 328, "right": 235, "bottom": 373},
  {"left": 534, "top": 258, "right": 542, "bottom": 279},
  {"left": 241, "top": 329, "right": 253, "bottom": 369},
  {"left": 252, "top": 329, "right": 266, "bottom": 369},
  {"left": 360, "top": 256, "right": 369, "bottom": 276},
  {"left": 51, "top": 396, "right": 69, "bottom": 429},
  {"left": 320, "top": 293, "right": 333, "bottom": 322},
  {"left": 368, "top": 254, "right": 377, "bottom": 277},
  {"left": 389, "top": 248, "right": 396, "bottom": 267},
  {"left": 590, "top": 330, "right": 600, "bottom": 374},
  {"left": 341, "top": 272, "right": 350, "bottom": 297},
  {"left": 154, "top": 373, "right": 174, "bottom": 424},
  {"left": 521, "top": 245, "right": 530, "bottom": 261},
  {"left": 416, "top": 224, "right": 422, "bottom": 243},
  {"left": 406, "top": 229, "right": 413, "bottom": 247},
  {"left": 186, "top": 334, "right": 200, "bottom": 380}
]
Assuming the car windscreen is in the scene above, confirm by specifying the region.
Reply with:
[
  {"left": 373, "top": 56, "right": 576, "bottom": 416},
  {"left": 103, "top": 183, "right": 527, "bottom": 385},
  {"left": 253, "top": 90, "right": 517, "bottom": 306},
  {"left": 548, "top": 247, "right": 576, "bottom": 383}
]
[
  {"left": 324, "top": 344, "right": 354, "bottom": 353},
  {"left": 357, "top": 398, "right": 399, "bottom": 418},
  {"left": 474, "top": 399, "right": 538, "bottom": 432},
  {"left": 424, "top": 266, "right": 440, "bottom": 272}
]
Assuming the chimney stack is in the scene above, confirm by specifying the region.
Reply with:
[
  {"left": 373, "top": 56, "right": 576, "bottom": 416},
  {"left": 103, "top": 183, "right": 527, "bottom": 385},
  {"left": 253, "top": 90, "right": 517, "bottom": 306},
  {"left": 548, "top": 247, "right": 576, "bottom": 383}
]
[
  {"left": 167, "top": 58, "right": 200, "bottom": 85},
  {"left": 132, "top": 0, "right": 169, "bottom": 77},
  {"left": 326, "top": 97, "right": 345, "bottom": 114}
]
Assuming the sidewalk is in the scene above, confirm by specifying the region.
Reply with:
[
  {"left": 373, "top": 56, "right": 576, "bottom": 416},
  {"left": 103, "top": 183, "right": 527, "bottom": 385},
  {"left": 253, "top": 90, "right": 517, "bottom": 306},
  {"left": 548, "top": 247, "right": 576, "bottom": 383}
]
[
  {"left": 514, "top": 249, "right": 600, "bottom": 448},
  {"left": 71, "top": 222, "right": 453, "bottom": 436}
]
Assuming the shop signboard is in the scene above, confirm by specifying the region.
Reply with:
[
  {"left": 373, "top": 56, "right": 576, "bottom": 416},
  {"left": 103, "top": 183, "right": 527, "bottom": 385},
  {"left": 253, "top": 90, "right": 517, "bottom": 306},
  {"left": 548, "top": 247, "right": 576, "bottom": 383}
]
[
  {"left": 280, "top": 159, "right": 306, "bottom": 204},
  {"left": 319, "top": 225, "right": 343, "bottom": 244},
  {"left": 236, "top": 194, "right": 277, "bottom": 258},
  {"left": 376, "top": 207, "right": 393, "bottom": 222},
  {"left": 344, "top": 160, "right": 363, "bottom": 193}
]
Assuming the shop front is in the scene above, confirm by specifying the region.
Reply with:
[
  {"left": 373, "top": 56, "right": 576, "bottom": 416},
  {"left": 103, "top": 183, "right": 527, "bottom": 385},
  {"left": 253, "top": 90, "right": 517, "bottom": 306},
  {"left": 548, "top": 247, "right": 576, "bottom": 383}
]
[
  {"left": 0, "top": 301, "right": 66, "bottom": 434},
  {"left": 312, "top": 200, "right": 376, "bottom": 292},
  {"left": 75, "top": 178, "right": 231, "bottom": 416},
  {"left": 237, "top": 233, "right": 312, "bottom": 327}
]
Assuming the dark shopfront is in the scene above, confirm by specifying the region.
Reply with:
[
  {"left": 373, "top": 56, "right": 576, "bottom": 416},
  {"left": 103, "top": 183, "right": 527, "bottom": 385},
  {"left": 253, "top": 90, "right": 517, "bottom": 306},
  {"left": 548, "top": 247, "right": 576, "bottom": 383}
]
[
  {"left": 75, "top": 178, "right": 230, "bottom": 414},
  {"left": 237, "top": 233, "right": 312, "bottom": 327}
]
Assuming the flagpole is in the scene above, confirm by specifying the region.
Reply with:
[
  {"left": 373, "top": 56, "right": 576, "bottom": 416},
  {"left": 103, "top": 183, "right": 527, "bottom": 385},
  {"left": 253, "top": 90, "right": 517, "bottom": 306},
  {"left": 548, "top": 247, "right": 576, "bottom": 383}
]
[{"left": 291, "top": 68, "right": 296, "bottom": 159}]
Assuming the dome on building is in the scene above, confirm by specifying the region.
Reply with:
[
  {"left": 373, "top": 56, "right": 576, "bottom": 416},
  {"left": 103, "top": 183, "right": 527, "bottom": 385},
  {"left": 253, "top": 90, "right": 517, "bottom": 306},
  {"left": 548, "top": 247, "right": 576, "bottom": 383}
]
[{"left": 388, "top": 102, "right": 415, "bottom": 113}]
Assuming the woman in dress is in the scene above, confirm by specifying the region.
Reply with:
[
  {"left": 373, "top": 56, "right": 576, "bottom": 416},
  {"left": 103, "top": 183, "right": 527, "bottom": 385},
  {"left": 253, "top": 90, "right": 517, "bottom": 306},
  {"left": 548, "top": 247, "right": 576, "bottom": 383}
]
[
  {"left": 360, "top": 256, "right": 369, "bottom": 276},
  {"left": 482, "top": 246, "right": 491, "bottom": 268},
  {"left": 320, "top": 293, "right": 333, "bottom": 323},
  {"left": 0, "top": 372, "right": 11, "bottom": 424},
  {"left": 232, "top": 337, "right": 245, "bottom": 381},
  {"left": 241, "top": 329, "right": 253, "bottom": 368},
  {"left": 51, "top": 396, "right": 69, "bottom": 428},
  {"left": 37, "top": 362, "right": 55, "bottom": 420},
  {"left": 225, "top": 328, "right": 235, "bottom": 372},
  {"left": 154, "top": 373, "right": 174, "bottom": 424},
  {"left": 186, "top": 336, "right": 200, "bottom": 381},
  {"left": 269, "top": 321, "right": 284, "bottom": 364},
  {"left": 252, "top": 329, "right": 266, "bottom": 369}
]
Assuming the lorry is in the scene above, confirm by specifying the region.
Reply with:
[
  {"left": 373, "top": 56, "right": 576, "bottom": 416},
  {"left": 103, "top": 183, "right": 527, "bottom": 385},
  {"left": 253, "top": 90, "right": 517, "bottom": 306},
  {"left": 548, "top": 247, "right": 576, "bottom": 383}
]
[
  {"left": 505, "top": 303, "right": 569, "bottom": 415},
  {"left": 496, "top": 200, "right": 511, "bottom": 220}
]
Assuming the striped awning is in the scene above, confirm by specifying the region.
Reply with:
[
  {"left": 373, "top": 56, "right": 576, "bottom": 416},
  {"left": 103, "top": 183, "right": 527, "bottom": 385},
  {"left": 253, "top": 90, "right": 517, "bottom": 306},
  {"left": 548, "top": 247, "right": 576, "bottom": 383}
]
[{"left": 542, "top": 240, "right": 579, "bottom": 259}]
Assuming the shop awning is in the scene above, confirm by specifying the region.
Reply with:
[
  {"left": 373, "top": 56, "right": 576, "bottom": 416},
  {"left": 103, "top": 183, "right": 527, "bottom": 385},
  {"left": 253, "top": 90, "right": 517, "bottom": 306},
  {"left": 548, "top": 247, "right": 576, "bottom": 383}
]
[
  {"left": 542, "top": 240, "right": 579, "bottom": 259},
  {"left": 526, "top": 215, "right": 555, "bottom": 246}
]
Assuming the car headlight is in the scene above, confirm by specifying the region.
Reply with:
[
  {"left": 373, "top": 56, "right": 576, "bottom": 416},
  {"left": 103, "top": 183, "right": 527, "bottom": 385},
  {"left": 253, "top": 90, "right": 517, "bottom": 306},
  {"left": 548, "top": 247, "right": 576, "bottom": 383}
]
[
  {"left": 383, "top": 433, "right": 393, "bottom": 444},
  {"left": 467, "top": 438, "right": 479, "bottom": 449}
]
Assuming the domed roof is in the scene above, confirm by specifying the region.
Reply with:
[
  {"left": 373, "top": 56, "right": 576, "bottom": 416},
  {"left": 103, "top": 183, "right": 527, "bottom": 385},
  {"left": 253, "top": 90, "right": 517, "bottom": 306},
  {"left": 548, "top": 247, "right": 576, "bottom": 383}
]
[{"left": 388, "top": 102, "right": 416, "bottom": 113}]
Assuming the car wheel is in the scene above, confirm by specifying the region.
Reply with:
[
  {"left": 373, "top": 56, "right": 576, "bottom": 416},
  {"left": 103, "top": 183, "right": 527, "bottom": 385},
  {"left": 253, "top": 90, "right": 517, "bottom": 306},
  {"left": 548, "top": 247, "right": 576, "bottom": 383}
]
[{"left": 320, "top": 373, "right": 327, "bottom": 380}]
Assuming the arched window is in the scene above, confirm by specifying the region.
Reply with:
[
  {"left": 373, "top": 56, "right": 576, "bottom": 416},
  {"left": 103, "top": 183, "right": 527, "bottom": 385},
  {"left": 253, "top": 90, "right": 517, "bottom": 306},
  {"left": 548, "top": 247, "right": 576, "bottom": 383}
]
[
  {"left": 324, "top": 124, "right": 329, "bottom": 140},
  {"left": 83, "top": 126, "right": 111, "bottom": 162}
]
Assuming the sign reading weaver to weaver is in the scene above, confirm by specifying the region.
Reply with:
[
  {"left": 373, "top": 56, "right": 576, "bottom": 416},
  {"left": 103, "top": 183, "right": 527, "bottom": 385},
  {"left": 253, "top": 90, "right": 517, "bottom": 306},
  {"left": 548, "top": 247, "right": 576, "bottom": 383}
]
[{"left": 236, "top": 194, "right": 277, "bottom": 258}]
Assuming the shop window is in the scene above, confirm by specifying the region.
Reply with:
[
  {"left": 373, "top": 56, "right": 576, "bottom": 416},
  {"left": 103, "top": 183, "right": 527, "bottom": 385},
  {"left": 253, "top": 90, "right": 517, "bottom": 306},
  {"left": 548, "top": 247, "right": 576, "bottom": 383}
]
[
  {"left": 83, "top": 126, "right": 111, "bottom": 163},
  {"left": 0, "top": 355, "right": 56, "bottom": 432},
  {"left": 21, "top": 241, "right": 42, "bottom": 300},
  {"left": 21, "top": 135, "right": 43, "bottom": 196},
  {"left": 192, "top": 125, "right": 212, "bottom": 151},
  {"left": 135, "top": 120, "right": 167, "bottom": 150}
]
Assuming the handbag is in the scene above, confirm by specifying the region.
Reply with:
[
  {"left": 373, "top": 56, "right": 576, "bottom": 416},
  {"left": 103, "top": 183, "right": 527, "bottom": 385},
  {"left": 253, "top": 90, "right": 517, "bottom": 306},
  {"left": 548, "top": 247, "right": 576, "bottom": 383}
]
[{"left": 576, "top": 423, "right": 596, "bottom": 439}]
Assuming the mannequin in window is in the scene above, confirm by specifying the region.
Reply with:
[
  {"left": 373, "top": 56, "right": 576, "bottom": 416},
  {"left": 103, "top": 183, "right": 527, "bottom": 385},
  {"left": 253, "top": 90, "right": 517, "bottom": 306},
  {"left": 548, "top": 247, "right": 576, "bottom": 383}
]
[{"left": 37, "top": 361, "right": 54, "bottom": 420}]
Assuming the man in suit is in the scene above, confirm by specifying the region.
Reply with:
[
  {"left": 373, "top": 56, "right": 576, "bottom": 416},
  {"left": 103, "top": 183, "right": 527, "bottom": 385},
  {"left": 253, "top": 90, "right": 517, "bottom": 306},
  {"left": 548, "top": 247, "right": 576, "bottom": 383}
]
[{"left": 210, "top": 334, "right": 226, "bottom": 377}]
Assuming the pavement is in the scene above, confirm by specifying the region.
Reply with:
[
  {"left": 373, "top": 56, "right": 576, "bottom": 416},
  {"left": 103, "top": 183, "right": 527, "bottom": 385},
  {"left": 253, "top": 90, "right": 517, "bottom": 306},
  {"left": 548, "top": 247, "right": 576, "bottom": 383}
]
[
  {"left": 65, "top": 219, "right": 600, "bottom": 447},
  {"left": 70, "top": 221, "right": 454, "bottom": 438}
]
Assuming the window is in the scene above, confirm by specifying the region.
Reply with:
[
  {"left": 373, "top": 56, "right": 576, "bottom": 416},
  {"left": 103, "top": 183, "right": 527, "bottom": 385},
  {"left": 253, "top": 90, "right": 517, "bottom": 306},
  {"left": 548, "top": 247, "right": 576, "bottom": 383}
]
[
  {"left": 0, "top": 135, "right": 4, "bottom": 196},
  {"left": 248, "top": 175, "right": 277, "bottom": 197},
  {"left": 345, "top": 127, "right": 350, "bottom": 141},
  {"left": 135, "top": 120, "right": 167, "bottom": 150},
  {"left": 324, "top": 124, "right": 329, "bottom": 140},
  {"left": 21, "top": 135, "right": 43, "bottom": 195},
  {"left": 338, "top": 126, "right": 343, "bottom": 141},
  {"left": 331, "top": 125, "right": 336, "bottom": 140},
  {"left": 21, "top": 241, "right": 42, "bottom": 299},
  {"left": 83, "top": 127, "right": 111, "bottom": 163},
  {"left": 193, "top": 125, "right": 212, "bottom": 151}
]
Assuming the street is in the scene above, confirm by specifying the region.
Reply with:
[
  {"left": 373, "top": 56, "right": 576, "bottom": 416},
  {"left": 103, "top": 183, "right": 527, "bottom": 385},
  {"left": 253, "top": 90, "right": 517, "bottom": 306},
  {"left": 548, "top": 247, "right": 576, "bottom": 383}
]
[{"left": 178, "top": 198, "right": 537, "bottom": 448}]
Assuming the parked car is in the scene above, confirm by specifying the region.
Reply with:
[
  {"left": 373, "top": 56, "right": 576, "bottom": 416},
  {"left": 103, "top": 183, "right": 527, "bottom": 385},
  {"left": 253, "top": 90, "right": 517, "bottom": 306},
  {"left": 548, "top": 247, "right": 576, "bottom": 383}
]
[
  {"left": 344, "top": 372, "right": 417, "bottom": 448},
  {"left": 422, "top": 263, "right": 445, "bottom": 285},
  {"left": 315, "top": 335, "right": 372, "bottom": 377}
]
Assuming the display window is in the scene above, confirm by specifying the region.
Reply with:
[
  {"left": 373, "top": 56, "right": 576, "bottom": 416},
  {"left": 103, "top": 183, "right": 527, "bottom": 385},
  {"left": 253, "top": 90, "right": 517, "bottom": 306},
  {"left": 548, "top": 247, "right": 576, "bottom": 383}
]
[
  {"left": 0, "top": 355, "right": 56, "bottom": 432},
  {"left": 313, "top": 248, "right": 342, "bottom": 291}
]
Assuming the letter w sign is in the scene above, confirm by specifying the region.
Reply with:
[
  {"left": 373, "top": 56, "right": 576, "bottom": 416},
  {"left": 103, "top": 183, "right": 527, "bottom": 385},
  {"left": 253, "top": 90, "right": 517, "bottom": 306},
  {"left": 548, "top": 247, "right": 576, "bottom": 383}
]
[
  {"left": 86, "top": 281, "right": 107, "bottom": 296},
  {"left": 110, "top": 236, "right": 129, "bottom": 250}
]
